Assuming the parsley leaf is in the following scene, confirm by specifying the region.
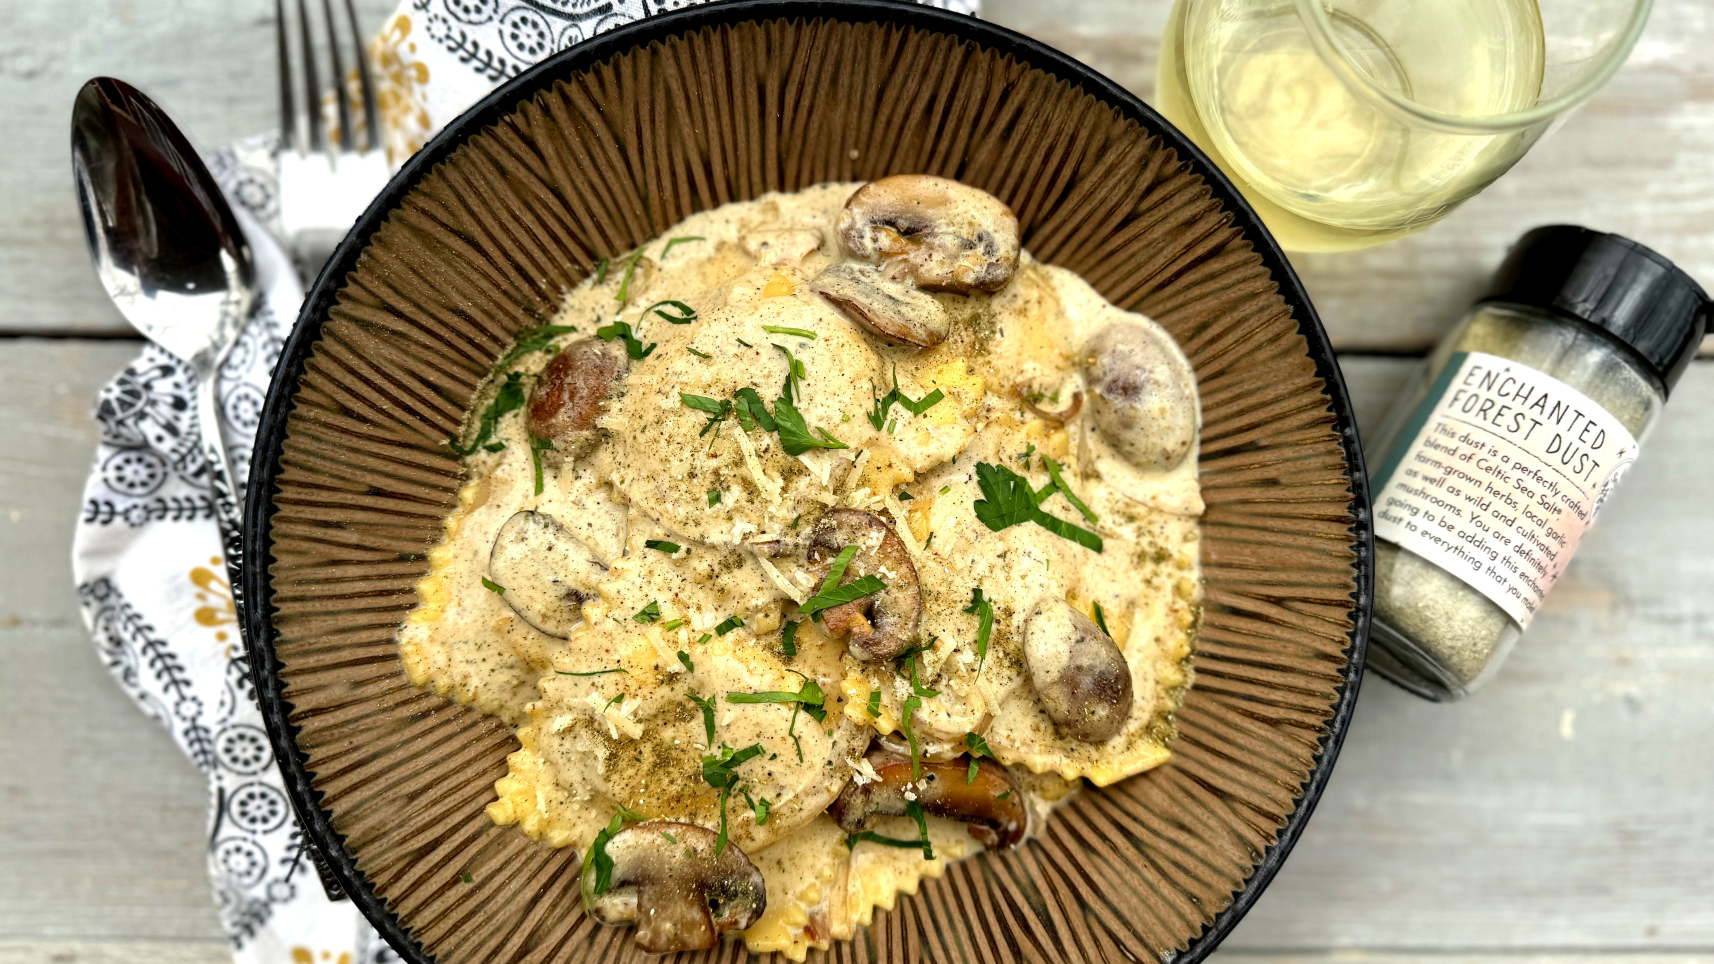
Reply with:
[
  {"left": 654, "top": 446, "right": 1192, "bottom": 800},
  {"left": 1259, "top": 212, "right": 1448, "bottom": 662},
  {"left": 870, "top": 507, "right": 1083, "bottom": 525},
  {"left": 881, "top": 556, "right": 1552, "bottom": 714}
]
[
  {"left": 1042, "top": 456, "right": 1098, "bottom": 524},
  {"left": 662, "top": 618, "right": 685, "bottom": 631},
  {"left": 644, "top": 299, "right": 698, "bottom": 325},
  {"left": 715, "top": 615, "right": 744, "bottom": 636},
  {"left": 762, "top": 325, "right": 817, "bottom": 340},
  {"left": 595, "top": 319, "right": 656, "bottom": 360},
  {"left": 725, "top": 677, "right": 825, "bottom": 711},
  {"left": 842, "top": 800, "right": 933, "bottom": 860},
  {"left": 679, "top": 392, "right": 733, "bottom": 437},
  {"left": 451, "top": 372, "right": 528, "bottom": 456},
  {"left": 700, "top": 743, "right": 764, "bottom": 855},
  {"left": 708, "top": 488, "right": 722, "bottom": 507},
  {"left": 496, "top": 324, "right": 579, "bottom": 370},
  {"left": 632, "top": 602, "right": 661, "bottom": 624},
  {"left": 677, "top": 650, "right": 695, "bottom": 673},
  {"left": 972, "top": 462, "right": 1103, "bottom": 552},
  {"left": 688, "top": 693, "right": 718, "bottom": 745},
  {"left": 868, "top": 367, "right": 945, "bottom": 429},
  {"left": 687, "top": 346, "right": 712, "bottom": 359},
  {"left": 963, "top": 732, "right": 993, "bottom": 784},
  {"left": 586, "top": 812, "right": 627, "bottom": 895},
  {"left": 963, "top": 588, "right": 994, "bottom": 672},
  {"left": 481, "top": 576, "right": 506, "bottom": 595},
  {"left": 906, "top": 798, "right": 935, "bottom": 859},
  {"left": 866, "top": 690, "right": 881, "bottom": 717},
  {"left": 530, "top": 437, "right": 554, "bottom": 495},
  {"left": 613, "top": 249, "right": 645, "bottom": 304},
  {"left": 555, "top": 667, "right": 626, "bottom": 677},
  {"left": 594, "top": 257, "right": 611, "bottom": 283},
  {"left": 1091, "top": 600, "right": 1113, "bottom": 638},
  {"left": 733, "top": 387, "right": 778, "bottom": 433},
  {"left": 741, "top": 789, "right": 773, "bottom": 825},
  {"left": 644, "top": 539, "right": 681, "bottom": 555},
  {"left": 800, "top": 575, "right": 887, "bottom": 617},
  {"left": 771, "top": 344, "right": 806, "bottom": 403},
  {"left": 661, "top": 236, "right": 704, "bottom": 259},
  {"left": 780, "top": 619, "right": 799, "bottom": 657},
  {"left": 771, "top": 397, "right": 847, "bottom": 456}
]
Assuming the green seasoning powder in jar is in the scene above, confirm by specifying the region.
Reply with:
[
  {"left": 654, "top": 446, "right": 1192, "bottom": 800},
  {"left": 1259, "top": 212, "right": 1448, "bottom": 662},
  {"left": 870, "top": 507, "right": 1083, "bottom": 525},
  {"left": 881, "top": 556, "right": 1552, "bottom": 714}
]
[{"left": 1367, "top": 226, "right": 1711, "bottom": 700}]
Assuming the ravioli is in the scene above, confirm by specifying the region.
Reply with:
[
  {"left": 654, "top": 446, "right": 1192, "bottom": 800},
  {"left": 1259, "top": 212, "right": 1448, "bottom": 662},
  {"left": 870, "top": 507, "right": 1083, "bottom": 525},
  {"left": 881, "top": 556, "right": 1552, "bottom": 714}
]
[{"left": 397, "top": 178, "right": 1203, "bottom": 960}]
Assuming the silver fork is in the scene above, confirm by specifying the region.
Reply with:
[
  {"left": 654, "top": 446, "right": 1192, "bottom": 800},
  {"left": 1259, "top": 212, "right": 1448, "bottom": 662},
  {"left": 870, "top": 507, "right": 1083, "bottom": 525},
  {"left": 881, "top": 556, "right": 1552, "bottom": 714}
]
[{"left": 275, "top": 0, "right": 391, "bottom": 277}]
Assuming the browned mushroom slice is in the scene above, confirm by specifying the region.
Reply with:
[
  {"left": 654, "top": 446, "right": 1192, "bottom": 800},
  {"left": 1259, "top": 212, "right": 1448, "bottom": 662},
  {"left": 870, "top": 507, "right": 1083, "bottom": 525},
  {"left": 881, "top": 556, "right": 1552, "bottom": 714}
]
[
  {"left": 838, "top": 175, "right": 1021, "bottom": 294},
  {"left": 809, "top": 262, "right": 949, "bottom": 349},
  {"left": 829, "top": 749, "right": 1028, "bottom": 850},
  {"left": 526, "top": 336, "right": 627, "bottom": 454},
  {"left": 488, "top": 510, "right": 608, "bottom": 638},
  {"left": 1022, "top": 598, "right": 1133, "bottom": 743},
  {"left": 582, "top": 821, "right": 766, "bottom": 953},
  {"left": 1081, "top": 321, "right": 1199, "bottom": 473},
  {"left": 805, "top": 509, "right": 923, "bottom": 660}
]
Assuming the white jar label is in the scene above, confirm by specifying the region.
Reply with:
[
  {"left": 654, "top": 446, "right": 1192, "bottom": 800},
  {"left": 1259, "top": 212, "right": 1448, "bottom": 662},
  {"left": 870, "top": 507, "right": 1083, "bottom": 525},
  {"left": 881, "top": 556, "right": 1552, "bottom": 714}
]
[{"left": 1370, "top": 351, "right": 1639, "bottom": 628}]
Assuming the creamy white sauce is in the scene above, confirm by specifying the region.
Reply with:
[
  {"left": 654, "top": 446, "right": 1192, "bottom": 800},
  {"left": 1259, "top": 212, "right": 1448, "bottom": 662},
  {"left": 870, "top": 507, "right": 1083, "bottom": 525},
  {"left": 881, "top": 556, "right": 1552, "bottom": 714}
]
[{"left": 397, "top": 183, "right": 1202, "bottom": 960}]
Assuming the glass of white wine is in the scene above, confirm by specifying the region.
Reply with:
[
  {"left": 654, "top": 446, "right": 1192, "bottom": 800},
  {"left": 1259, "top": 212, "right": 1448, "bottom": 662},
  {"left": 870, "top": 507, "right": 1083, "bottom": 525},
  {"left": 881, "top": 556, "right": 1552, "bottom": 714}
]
[{"left": 1155, "top": 0, "right": 1652, "bottom": 252}]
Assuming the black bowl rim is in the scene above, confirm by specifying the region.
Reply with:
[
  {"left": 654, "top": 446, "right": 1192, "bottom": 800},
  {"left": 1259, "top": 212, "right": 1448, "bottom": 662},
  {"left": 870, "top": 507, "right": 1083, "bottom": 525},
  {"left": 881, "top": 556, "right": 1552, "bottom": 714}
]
[{"left": 243, "top": 2, "right": 1373, "bottom": 960}]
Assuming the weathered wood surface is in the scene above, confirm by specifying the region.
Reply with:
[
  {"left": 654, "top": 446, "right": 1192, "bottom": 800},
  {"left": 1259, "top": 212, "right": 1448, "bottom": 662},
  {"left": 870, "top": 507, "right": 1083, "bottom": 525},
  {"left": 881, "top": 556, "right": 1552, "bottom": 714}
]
[{"left": 4, "top": 339, "right": 1709, "bottom": 958}]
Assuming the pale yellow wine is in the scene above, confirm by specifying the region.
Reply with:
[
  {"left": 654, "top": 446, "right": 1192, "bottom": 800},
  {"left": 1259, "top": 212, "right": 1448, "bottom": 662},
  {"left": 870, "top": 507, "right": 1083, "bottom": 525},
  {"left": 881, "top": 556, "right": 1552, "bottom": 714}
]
[{"left": 1155, "top": 0, "right": 1546, "bottom": 252}]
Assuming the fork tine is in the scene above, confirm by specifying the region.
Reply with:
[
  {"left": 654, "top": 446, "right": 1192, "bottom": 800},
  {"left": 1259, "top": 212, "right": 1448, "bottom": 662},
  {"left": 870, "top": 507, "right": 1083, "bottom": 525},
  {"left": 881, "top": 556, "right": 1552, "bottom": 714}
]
[
  {"left": 320, "top": 0, "right": 354, "bottom": 153},
  {"left": 343, "top": 0, "right": 381, "bottom": 154},
  {"left": 275, "top": 0, "right": 297, "bottom": 152},
  {"left": 296, "top": 0, "right": 323, "bottom": 153}
]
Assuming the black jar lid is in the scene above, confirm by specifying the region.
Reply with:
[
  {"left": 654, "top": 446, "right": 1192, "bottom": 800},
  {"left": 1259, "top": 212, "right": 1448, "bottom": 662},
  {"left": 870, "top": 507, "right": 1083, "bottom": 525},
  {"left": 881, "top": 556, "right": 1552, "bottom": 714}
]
[{"left": 1481, "top": 225, "right": 1711, "bottom": 394}]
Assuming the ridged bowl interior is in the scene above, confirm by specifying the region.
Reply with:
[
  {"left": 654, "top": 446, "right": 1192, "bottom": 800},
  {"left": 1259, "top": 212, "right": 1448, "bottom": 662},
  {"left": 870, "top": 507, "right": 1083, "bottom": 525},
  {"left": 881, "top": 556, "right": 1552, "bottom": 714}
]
[{"left": 246, "top": 4, "right": 1370, "bottom": 962}]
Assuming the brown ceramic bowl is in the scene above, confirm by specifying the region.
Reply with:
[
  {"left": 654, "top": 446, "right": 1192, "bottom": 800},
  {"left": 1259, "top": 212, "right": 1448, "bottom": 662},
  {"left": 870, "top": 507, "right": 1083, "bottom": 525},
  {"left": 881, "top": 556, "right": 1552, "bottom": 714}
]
[{"left": 243, "top": 3, "right": 1372, "bottom": 961}]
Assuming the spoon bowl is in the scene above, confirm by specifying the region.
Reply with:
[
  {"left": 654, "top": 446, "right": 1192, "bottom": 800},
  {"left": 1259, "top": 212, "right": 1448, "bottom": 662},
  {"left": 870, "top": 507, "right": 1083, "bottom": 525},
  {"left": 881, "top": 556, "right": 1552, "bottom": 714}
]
[{"left": 71, "top": 76, "right": 254, "bottom": 375}]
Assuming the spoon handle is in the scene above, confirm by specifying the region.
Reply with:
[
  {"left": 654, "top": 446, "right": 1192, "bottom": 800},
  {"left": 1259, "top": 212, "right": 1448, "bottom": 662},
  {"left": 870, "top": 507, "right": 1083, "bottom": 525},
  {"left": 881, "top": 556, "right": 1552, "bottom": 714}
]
[{"left": 196, "top": 375, "right": 247, "bottom": 624}]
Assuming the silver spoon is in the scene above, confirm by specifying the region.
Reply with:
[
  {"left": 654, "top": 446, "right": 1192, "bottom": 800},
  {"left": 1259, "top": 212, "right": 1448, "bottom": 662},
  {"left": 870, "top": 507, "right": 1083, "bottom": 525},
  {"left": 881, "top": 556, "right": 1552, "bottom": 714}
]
[
  {"left": 71, "top": 77, "right": 348, "bottom": 900},
  {"left": 71, "top": 77, "right": 251, "bottom": 616}
]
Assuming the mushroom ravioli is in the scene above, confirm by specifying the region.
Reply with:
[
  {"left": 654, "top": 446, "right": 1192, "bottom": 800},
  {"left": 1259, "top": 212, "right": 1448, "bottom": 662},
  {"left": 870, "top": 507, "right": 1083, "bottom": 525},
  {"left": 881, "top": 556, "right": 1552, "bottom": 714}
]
[{"left": 397, "top": 178, "right": 1203, "bottom": 959}]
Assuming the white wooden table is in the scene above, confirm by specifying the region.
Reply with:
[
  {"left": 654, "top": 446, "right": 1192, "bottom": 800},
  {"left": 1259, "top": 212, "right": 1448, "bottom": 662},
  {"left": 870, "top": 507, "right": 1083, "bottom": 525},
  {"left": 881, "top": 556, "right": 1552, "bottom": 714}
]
[{"left": 2, "top": 1, "right": 1710, "bottom": 962}]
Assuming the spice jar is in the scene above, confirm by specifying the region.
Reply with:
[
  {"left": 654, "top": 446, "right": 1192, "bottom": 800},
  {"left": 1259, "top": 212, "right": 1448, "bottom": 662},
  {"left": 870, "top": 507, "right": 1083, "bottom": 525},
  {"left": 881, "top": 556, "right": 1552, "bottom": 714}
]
[{"left": 1366, "top": 226, "right": 1710, "bottom": 700}]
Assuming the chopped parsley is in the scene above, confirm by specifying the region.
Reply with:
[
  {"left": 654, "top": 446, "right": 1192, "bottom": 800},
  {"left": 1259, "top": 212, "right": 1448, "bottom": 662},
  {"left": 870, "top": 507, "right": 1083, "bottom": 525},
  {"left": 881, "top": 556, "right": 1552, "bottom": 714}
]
[
  {"left": 780, "top": 619, "right": 799, "bottom": 657},
  {"left": 939, "top": 485, "right": 951, "bottom": 495},
  {"left": 972, "top": 461, "right": 1103, "bottom": 552},
  {"left": 725, "top": 677, "right": 825, "bottom": 710},
  {"left": 594, "top": 257, "right": 611, "bottom": 283},
  {"left": 481, "top": 576, "right": 506, "bottom": 595},
  {"left": 645, "top": 299, "right": 698, "bottom": 325},
  {"left": 555, "top": 667, "right": 627, "bottom": 677},
  {"left": 772, "top": 397, "right": 848, "bottom": 456},
  {"left": 700, "top": 743, "right": 764, "bottom": 855},
  {"left": 1017, "top": 442, "right": 1037, "bottom": 466},
  {"left": 733, "top": 388, "right": 776, "bottom": 433},
  {"left": 688, "top": 693, "right": 718, "bottom": 745},
  {"left": 632, "top": 602, "right": 661, "bottom": 624},
  {"left": 963, "top": 732, "right": 993, "bottom": 784},
  {"left": 897, "top": 653, "right": 940, "bottom": 781},
  {"left": 595, "top": 319, "right": 656, "bottom": 360},
  {"left": 613, "top": 248, "right": 645, "bottom": 304},
  {"left": 530, "top": 437, "right": 554, "bottom": 495},
  {"left": 715, "top": 615, "right": 744, "bottom": 636},
  {"left": 866, "top": 689, "right": 881, "bottom": 717},
  {"left": 459, "top": 871, "right": 474, "bottom": 884},
  {"left": 742, "top": 789, "right": 773, "bottom": 825},
  {"left": 897, "top": 491, "right": 915, "bottom": 501},
  {"left": 799, "top": 545, "right": 887, "bottom": 618},
  {"left": 762, "top": 325, "right": 818, "bottom": 340},
  {"left": 698, "top": 632, "right": 712, "bottom": 645},
  {"left": 844, "top": 799, "right": 933, "bottom": 859},
  {"left": 644, "top": 539, "right": 681, "bottom": 555},
  {"left": 677, "top": 650, "right": 695, "bottom": 673},
  {"left": 661, "top": 830, "right": 678, "bottom": 844},
  {"left": 923, "top": 531, "right": 935, "bottom": 550},
  {"left": 771, "top": 343, "right": 806, "bottom": 403},
  {"left": 1042, "top": 456, "right": 1098, "bottom": 524},
  {"left": 789, "top": 514, "right": 802, "bottom": 530},
  {"left": 451, "top": 371, "right": 528, "bottom": 455},
  {"left": 868, "top": 367, "right": 945, "bottom": 430},
  {"left": 496, "top": 324, "right": 579, "bottom": 370},
  {"left": 708, "top": 488, "right": 722, "bottom": 507},
  {"left": 736, "top": 337, "right": 754, "bottom": 348},
  {"left": 963, "top": 588, "right": 994, "bottom": 672},
  {"left": 679, "top": 392, "right": 733, "bottom": 437},
  {"left": 687, "top": 346, "right": 712, "bottom": 359},
  {"left": 1091, "top": 600, "right": 1113, "bottom": 638},
  {"left": 661, "top": 236, "right": 705, "bottom": 259},
  {"left": 483, "top": 440, "right": 506, "bottom": 453},
  {"left": 585, "top": 808, "right": 636, "bottom": 895},
  {"left": 662, "top": 618, "right": 685, "bottom": 631}
]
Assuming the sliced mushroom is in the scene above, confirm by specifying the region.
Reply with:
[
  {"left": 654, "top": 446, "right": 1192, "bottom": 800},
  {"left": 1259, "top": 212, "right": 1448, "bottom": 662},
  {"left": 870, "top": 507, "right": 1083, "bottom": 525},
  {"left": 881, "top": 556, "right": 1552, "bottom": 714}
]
[
  {"left": 1081, "top": 321, "right": 1199, "bottom": 474},
  {"left": 488, "top": 510, "right": 608, "bottom": 638},
  {"left": 829, "top": 748, "right": 1028, "bottom": 850},
  {"left": 810, "top": 261, "right": 949, "bottom": 348},
  {"left": 1023, "top": 598, "right": 1133, "bottom": 743},
  {"left": 526, "top": 336, "right": 627, "bottom": 454},
  {"left": 838, "top": 175, "right": 1020, "bottom": 294},
  {"left": 806, "top": 509, "right": 922, "bottom": 660},
  {"left": 582, "top": 821, "right": 766, "bottom": 953}
]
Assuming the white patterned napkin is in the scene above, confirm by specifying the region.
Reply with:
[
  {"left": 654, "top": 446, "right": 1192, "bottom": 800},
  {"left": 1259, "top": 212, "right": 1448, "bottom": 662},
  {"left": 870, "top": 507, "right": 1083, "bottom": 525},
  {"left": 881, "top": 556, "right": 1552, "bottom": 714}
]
[{"left": 70, "top": 1, "right": 978, "bottom": 962}]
